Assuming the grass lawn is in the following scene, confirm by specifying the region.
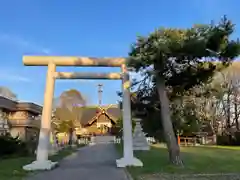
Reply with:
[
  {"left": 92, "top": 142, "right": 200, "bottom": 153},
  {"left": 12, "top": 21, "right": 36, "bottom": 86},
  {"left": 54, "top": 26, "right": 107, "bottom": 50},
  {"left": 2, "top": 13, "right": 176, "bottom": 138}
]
[
  {"left": 116, "top": 144, "right": 240, "bottom": 180},
  {"left": 0, "top": 145, "right": 84, "bottom": 180}
]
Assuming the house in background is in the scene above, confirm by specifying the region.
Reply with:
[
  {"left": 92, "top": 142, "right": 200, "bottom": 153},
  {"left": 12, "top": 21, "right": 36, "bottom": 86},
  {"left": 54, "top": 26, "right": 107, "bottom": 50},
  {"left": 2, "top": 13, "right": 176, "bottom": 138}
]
[
  {"left": 0, "top": 96, "right": 42, "bottom": 141},
  {"left": 76, "top": 104, "right": 121, "bottom": 136},
  {"left": 0, "top": 90, "right": 121, "bottom": 142}
]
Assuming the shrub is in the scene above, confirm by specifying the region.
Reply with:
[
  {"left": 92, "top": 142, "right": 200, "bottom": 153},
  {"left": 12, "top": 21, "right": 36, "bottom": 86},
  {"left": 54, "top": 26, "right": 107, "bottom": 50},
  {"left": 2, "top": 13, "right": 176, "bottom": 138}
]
[
  {"left": 217, "top": 132, "right": 240, "bottom": 146},
  {"left": 25, "top": 137, "right": 38, "bottom": 155},
  {"left": 217, "top": 134, "right": 231, "bottom": 145},
  {"left": 232, "top": 132, "right": 240, "bottom": 145},
  {"left": 0, "top": 133, "right": 28, "bottom": 158}
]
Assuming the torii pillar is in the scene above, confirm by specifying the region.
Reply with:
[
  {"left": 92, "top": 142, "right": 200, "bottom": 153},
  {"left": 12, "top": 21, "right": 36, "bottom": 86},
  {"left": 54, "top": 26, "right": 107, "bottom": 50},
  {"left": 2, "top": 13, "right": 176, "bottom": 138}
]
[
  {"left": 23, "top": 62, "right": 58, "bottom": 170},
  {"left": 116, "top": 64, "right": 143, "bottom": 167}
]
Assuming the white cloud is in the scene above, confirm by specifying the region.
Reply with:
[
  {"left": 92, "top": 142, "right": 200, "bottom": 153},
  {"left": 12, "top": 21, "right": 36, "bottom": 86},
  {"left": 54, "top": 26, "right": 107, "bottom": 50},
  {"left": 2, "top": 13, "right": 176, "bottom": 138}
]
[
  {"left": 0, "top": 33, "right": 51, "bottom": 54},
  {"left": 0, "top": 67, "right": 100, "bottom": 84},
  {"left": 0, "top": 73, "right": 31, "bottom": 83}
]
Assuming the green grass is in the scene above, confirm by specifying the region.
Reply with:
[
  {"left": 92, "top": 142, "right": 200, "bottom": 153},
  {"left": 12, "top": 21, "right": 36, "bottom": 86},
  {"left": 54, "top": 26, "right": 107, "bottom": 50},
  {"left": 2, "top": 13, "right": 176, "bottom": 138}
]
[
  {"left": 50, "top": 146, "right": 80, "bottom": 162},
  {"left": 116, "top": 144, "right": 240, "bottom": 179},
  {"left": 0, "top": 156, "right": 34, "bottom": 180},
  {"left": 0, "top": 145, "right": 84, "bottom": 180}
]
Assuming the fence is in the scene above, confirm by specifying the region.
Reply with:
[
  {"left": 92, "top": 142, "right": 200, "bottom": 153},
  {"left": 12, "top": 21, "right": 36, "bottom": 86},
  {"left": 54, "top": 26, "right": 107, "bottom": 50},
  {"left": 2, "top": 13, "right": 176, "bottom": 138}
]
[
  {"left": 180, "top": 137, "right": 198, "bottom": 146},
  {"left": 64, "top": 136, "right": 158, "bottom": 145},
  {"left": 146, "top": 137, "right": 157, "bottom": 144},
  {"left": 179, "top": 136, "right": 216, "bottom": 146},
  {"left": 77, "top": 136, "right": 122, "bottom": 145}
]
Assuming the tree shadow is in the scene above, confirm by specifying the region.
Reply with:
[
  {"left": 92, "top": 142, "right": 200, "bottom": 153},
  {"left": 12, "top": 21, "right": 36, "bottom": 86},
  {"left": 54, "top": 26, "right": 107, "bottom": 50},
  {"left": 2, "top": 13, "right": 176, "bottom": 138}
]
[{"left": 128, "top": 144, "right": 240, "bottom": 178}]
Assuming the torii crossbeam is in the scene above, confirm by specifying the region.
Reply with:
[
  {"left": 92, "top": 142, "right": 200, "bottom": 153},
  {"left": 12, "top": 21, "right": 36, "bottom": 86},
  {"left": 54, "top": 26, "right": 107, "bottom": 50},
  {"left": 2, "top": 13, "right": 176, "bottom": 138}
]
[{"left": 23, "top": 56, "right": 126, "bottom": 66}]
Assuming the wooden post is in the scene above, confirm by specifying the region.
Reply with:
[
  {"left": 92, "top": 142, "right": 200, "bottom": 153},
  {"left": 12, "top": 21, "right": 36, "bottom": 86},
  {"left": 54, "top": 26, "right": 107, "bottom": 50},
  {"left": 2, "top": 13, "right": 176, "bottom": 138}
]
[{"left": 177, "top": 135, "right": 180, "bottom": 146}]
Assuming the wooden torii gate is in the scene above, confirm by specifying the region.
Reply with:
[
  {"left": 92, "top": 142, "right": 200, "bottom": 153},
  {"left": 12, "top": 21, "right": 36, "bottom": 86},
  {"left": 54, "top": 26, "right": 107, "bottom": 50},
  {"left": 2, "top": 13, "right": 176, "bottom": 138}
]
[{"left": 22, "top": 56, "right": 143, "bottom": 171}]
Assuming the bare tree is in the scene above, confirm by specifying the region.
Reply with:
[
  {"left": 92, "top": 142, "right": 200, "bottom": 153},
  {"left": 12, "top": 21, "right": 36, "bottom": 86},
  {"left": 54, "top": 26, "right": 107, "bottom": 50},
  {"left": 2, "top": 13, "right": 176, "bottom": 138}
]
[
  {"left": 211, "top": 64, "right": 240, "bottom": 134},
  {"left": 54, "top": 89, "right": 87, "bottom": 145}
]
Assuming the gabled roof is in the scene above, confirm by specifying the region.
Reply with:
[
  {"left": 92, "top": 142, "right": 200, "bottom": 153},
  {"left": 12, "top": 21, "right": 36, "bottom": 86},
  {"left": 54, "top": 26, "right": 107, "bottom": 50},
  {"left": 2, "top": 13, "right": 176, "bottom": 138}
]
[
  {"left": 80, "top": 107, "right": 98, "bottom": 125},
  {"left": 106, "top": 106, "right": 121, "bottom": 121},
  {"left": 80, "top": 104, "right": 121, "bottom": 126}
]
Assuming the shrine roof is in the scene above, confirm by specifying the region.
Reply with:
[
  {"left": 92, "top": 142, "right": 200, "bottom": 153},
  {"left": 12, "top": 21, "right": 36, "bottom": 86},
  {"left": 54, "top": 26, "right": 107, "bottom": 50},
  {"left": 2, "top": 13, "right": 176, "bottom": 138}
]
[{"left": 81, "top": 105, "right": 121, "bottom": 126}]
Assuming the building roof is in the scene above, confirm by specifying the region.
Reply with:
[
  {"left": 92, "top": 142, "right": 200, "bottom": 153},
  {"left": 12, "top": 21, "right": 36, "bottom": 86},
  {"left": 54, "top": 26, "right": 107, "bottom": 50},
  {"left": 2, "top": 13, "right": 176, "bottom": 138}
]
[
  {"left": 81, "top": 105, "right": 121, "bottom": 126},
  {"left": 0, "top": 96, "right": 42, "bottom": 114},
  {"left": 81, "top": 107, "right": 98, "bottom": 125}
]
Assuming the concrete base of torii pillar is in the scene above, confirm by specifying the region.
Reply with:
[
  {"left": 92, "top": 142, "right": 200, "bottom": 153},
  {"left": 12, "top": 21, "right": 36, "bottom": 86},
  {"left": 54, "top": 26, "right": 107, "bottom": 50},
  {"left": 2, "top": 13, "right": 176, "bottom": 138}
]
[
  {"left": 23, "top": 160, "right": 58, "bottom": 171},
  {"left": 116, "top": 157, "right": 143, "bottom": 167},
  {"left": 23, "top": 139, "right": 58, "bottom": 171},
  {"left": 23, "top": 130, "right": 58, "bottom": 171}
]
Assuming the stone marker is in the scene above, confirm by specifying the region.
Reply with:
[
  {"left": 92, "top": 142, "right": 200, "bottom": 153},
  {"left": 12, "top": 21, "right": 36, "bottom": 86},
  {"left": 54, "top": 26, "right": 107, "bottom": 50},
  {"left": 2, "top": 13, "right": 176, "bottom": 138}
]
[{"left": 133, "top": 118, "right": 150, "bottom": 151}]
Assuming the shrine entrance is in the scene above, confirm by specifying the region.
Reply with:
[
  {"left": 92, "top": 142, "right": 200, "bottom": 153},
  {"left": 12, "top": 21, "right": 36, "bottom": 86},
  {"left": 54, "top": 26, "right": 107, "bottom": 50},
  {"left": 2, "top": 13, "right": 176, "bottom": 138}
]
[{"left": 22, "top": 56, "right": 143, "bottom": 171}]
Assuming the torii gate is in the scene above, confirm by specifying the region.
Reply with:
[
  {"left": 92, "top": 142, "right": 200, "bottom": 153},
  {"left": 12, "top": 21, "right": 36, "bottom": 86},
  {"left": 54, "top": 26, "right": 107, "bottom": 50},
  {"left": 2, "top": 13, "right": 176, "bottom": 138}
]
[{"left": 22, "top": 56, "right": 143, "bottom": 171}]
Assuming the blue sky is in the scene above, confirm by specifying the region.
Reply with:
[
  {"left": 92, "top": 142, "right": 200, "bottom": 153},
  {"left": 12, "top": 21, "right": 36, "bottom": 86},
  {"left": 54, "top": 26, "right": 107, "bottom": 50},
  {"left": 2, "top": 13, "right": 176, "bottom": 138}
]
[{"left": 0, "top": 0, "right": 238, "bottom": 105}]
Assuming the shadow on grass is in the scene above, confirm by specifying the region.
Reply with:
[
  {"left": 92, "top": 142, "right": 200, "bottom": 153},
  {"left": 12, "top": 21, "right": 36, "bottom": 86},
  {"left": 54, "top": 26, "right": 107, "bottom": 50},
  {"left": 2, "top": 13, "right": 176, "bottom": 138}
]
[
  {"left": 0, "top": 146, "right": 82, "bottom": 180},
  {"left": 115, "top": 144, "right": 240, "bottom": 179},
  {"left": 0, "top": 156, "right": 34, "bottom": 180}
]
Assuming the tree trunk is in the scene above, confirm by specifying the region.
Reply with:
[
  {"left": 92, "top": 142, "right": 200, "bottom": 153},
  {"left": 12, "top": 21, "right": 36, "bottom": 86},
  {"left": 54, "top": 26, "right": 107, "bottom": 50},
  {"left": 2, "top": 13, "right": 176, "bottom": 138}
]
[
  {"left": 227, "top": 92, "right": 231, "bottom": 129},
  {"left": 49, "top": 131, "right": 58, "bottom": 155},
  {"left": 53, "top": 131, "right": 59, "bottom": 148},
  {"left": 68, "top": 128, "right": 73, "bottom": 145},
  {"left": 234, "top": 95, "right": 240, "bottom": 131},
  {"left": 226, "top": 92, "right": 232, "bottom": 143},
  {"left": 156, "top": 75, "right": 183, "bottom": 166}
]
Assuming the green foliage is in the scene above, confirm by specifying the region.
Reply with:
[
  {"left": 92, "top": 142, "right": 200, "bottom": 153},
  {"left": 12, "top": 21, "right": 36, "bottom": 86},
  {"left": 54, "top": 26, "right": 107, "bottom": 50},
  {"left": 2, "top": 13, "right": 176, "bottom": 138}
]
[
  {"left": 54, "top": 120, "right": 72, "bottom": 133},
  {"left": 128, "top": 16, "right": 240, "bottom": 92},
  {"left": 141, "top": 108, "right": 164, "bottom": 142},
  {"left": 128, "top": 16, "right": 240, "bottom": 145},
  {"left": 0, "top": 134, "right": 28, "bottom": 157},
  {"left": 217, "top": 132, "right": 240, "bottom": 146},
  {"left": 217, "top": 135, "right": 231, "bottom": 145},
  {"left": 53, "top": 119, "right": 75, "bottom": 145},
  {"left": 115, "top": 117, "right": 136, "bottom": 132},
  {"left": 53, "top": 89, "right": 87, "bottom": 145},
  {"left": 233, "top": 132, "right": 240, "bottom": 145}
]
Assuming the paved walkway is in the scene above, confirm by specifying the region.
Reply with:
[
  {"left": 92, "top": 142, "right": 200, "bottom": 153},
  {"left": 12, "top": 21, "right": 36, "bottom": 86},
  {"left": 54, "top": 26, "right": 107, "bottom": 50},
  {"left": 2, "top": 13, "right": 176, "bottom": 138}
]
[{"left": 27, "top": 144, "right": 129, "bottom": 180}]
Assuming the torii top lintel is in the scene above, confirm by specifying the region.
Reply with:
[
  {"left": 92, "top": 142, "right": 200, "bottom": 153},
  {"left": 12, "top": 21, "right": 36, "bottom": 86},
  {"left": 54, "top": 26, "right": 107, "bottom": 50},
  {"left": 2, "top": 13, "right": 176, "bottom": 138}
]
[{"left": 23, "top": 56, "right": 126, "bottom": 67}]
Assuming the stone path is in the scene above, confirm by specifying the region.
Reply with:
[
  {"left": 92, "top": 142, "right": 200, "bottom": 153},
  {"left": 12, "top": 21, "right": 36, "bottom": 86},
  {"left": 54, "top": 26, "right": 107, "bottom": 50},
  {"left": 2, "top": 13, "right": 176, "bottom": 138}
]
[{"left": 27, "top": 144, "right": 129, "bottom": 180}]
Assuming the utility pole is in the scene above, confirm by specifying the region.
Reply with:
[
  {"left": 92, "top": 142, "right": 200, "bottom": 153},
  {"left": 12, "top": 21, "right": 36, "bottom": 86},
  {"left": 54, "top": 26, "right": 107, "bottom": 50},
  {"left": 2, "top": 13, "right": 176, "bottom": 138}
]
[{"left": 98, "top": 84, "right": 103, "bottom": 106}]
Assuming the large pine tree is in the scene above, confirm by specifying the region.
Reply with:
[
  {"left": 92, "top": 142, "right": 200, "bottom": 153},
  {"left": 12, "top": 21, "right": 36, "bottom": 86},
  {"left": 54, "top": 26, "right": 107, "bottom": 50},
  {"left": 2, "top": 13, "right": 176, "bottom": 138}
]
[{"left": 128, "top": 16, "right": 240, "bottom": 165}]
